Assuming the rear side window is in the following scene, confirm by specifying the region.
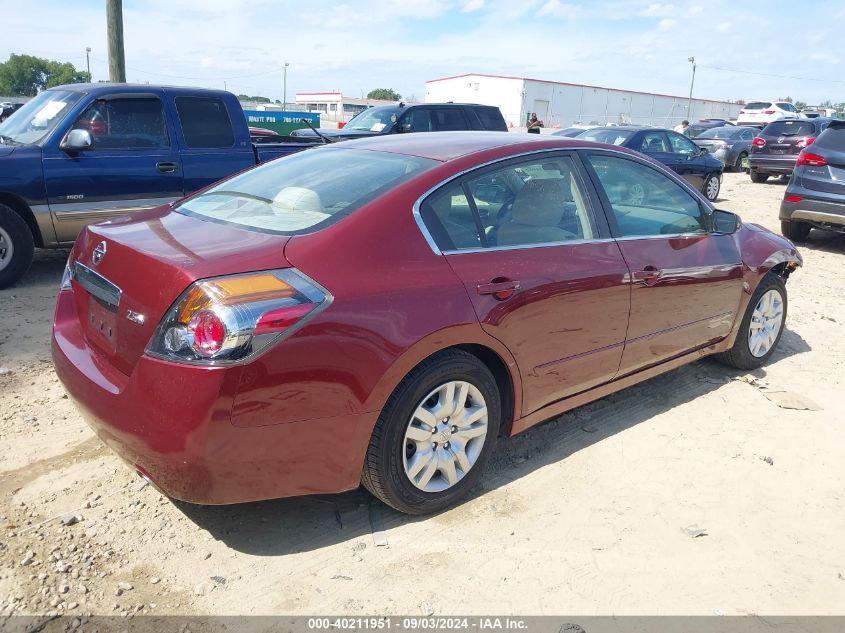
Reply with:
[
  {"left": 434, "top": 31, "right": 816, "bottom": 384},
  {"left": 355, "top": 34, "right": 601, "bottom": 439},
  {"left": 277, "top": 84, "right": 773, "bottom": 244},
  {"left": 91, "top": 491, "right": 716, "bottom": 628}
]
[
  {"left": 177, "top": 148, "right": 435, "bottom": 234},
  {"left": 72, "top": 97, "right": 169, "bottom": 149},
  {"left": 814, "top": 126, "right": 845, "bottom": 151},
  {"left": 763, "top": 120, "right": 815, "bottom": 136},
  {"left": 474, "top": 107, "right": 506, "bottom": 131},
  {"left": 175, "top": 96, "right": 235, "bottom": 148},
  {"left": 745, "top": 102, "right": 772, "bottom": 110},
  {"left": 432, "top": 108, "right": 468, "bottom": 131}
]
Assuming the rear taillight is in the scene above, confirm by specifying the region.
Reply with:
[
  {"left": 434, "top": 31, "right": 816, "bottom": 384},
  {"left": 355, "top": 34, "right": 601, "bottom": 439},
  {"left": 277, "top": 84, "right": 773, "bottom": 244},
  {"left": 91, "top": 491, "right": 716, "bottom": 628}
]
[
  {"left": 60, "top": 259, "right": 73, "bottom": 291},
  {"left": 146, "top": 269, "right": 330, "bottom": 364},
  {"left": 739, "top": 110, "right": 746, "bottom": 115},
  {"left": 784, "top": 194, "right": 803, "bottom": 203},
  {"left": 796, "top": 151, "right": 827, "bottom": 167},
  {"left": 764, "top": 110, "right": 775, "bottom": 115},
  {"left": 796, "top": 137, "right": 815, "bottom": 149},
  {"left": 752, "top": 137, "right": 766, "bottom": 147}
]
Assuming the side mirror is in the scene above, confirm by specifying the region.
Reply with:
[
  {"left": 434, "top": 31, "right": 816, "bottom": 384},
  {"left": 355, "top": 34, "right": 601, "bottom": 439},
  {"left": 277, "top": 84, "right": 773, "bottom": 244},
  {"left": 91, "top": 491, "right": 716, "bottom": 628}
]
[
  {"left": 698, "top": 146, "right": 709, "bottom": 155},
  {"left": 60, "top": 129, "right": 93, "bottom": 152},
  {"left": 712, "top": 209, "right": 740, "bottom": 234}
]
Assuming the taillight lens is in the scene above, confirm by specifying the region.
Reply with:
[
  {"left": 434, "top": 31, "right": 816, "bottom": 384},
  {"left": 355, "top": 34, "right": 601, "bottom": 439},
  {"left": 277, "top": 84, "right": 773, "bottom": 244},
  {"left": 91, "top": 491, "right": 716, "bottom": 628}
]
[
  {"left": 60, "top": 259, "right": 74, "bottom": 291},
  {"left": 739, "top": 110, "right": 746, "bottom": 115},
  {"left": 784, "top": 194, "right": 803, "bottom": 203},
  {"left": 764, "top": 110, "right": 775, "bottom": 115},
  {"left": 146, "top": 269, "right": 330, "bottom": 364},
  {"left": 796, "top": 151, "right": 827, "bottom": 167},
  {"left": 752, "top": 137, "right": 766, "bottom": 147},
  {"left": 796, "top": 137, "right": 815, "bottom": 149}
]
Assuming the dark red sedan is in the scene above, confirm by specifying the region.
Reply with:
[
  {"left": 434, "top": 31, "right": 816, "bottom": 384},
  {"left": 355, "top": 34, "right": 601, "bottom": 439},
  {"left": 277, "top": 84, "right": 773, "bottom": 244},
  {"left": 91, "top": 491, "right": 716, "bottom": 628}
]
[{"left": 52, "top": 132, "right": 802, "bottom": 515}]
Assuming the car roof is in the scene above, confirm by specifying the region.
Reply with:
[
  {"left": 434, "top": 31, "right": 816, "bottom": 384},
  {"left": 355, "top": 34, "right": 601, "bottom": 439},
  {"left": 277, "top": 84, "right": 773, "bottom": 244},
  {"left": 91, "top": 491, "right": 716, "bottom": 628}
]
[
  {"left": 336, "top": 131, "right": 635, "bottom": 162},
  {"left": 48, "top": 82, "right": 231, "bottom": 97}
]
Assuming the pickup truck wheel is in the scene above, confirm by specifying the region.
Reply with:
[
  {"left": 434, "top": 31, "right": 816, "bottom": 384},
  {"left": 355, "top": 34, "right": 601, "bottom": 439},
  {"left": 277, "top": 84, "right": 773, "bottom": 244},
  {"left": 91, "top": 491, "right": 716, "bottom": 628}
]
[
  {"left": 714, "top": 273, "right": 787, "bottom": 370},
  {"left": 750, "top": 169, "right": 768, "bottom": 183},
  {"left": 781, "top": 220, "right": 811, "bottom": 242},
  {"left": 0, "top": 203, "right": 35, "bottom": 289},
  {"left": 361, "top": 350, "right": 500, "bottom": 515}
]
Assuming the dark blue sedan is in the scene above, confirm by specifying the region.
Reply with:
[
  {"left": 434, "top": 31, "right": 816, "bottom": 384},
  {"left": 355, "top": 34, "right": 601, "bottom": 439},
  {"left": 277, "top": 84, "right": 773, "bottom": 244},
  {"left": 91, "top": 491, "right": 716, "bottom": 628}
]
[{"left": 577, "top": 126, "right": 725, "bottom": 201}]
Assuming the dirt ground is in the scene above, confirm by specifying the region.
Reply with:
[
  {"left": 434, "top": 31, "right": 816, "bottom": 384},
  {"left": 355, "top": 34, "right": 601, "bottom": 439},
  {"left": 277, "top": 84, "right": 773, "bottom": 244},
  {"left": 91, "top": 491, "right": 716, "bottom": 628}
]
[{"left": 1, "top": 171, "right": 844, "bottom": 619}]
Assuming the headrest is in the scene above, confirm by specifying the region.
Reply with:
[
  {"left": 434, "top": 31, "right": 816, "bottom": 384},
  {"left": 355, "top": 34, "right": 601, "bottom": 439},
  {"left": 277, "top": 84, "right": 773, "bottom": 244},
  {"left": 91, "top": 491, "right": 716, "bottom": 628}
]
[
  {"left": 271, "top": 187, "right": 324, "bottom": 215},
  {"left": 511, "top": 179, "right": 567, "bottom": 226}
]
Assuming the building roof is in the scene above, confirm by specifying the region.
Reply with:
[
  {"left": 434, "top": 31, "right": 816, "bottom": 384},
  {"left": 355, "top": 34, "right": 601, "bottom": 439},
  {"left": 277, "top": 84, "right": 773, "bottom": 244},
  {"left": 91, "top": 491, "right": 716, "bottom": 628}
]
[{"left": 426, "top": 72, "right": 738, "bottom": 107}]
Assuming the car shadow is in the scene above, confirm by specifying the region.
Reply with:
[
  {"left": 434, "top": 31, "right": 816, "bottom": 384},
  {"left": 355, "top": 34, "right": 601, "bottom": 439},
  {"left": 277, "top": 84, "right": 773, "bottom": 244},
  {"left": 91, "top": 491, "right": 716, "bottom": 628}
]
[
  {"left": 797, "top": 230, "right": 845, "bottom": 254},
  {"left": 175, "top": 327, "right": 811, "bottom": 557}
]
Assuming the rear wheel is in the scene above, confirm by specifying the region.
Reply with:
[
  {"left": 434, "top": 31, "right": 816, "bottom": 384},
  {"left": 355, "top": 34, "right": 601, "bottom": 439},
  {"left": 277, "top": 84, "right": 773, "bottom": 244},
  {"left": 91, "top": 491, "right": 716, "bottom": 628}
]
[
  {"left": 734, "top": 152, "right": 748, "bottom": 172},
  {"left": 0, "top": 203, "right": 35, "bottom": 289},
  {"left": 703, "top": 174, "right": 721, "bottom": 201},
  {"left": 714, "top": 273, "right": 787, "bottom": 370},
  {"left": 750, "top": 169, "right": 768, "bottom": 183},
  {"left": 781, "top": 219, "right": 811, "bottom": 242},
  {"left": 361, "top": 350, "right": 501, "bottom": 515}
]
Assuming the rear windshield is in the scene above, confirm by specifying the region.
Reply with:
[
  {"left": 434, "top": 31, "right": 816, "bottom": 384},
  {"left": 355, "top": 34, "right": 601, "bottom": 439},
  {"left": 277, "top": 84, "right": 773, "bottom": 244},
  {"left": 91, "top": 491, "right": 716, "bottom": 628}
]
[
  {"left": 577, "top": 128, "right": 634, "bottom": 145},
  {"left": 176, "top": 147, "right": 436, "bottom": 234},
  {"left": 744, "top": 102, "right": 772, "bottom": 110},
  {"left": 814, "top": 126, "right": 845, "bottom": 151},
  {"left": 698, "top": 127, "right": 740, "bottom": 139},
  {"left": 763, "top": 120, "right": 815, "bottom": 136}
]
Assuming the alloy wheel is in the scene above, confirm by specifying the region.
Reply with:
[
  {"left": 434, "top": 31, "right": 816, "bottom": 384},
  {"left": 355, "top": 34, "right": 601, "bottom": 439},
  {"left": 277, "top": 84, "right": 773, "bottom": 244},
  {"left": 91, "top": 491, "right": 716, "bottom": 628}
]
[
  {"left": 705, "top": 175, "right": 720, "bottom": 201},
  {"left": 402, "top": 380, "right": 489, "bottom": 493},
  {"left": 0, "top": 225, "right": 13, "bottom": 272},
  {"left": 748, "top": 289, "right": 784, "bottom": 358}
]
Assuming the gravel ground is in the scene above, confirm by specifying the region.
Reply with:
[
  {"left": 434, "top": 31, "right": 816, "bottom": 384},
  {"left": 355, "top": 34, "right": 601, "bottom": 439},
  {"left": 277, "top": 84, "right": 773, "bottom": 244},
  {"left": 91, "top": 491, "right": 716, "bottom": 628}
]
[{"left": 1, "top": 171, "right": 844, "bottom": 619}]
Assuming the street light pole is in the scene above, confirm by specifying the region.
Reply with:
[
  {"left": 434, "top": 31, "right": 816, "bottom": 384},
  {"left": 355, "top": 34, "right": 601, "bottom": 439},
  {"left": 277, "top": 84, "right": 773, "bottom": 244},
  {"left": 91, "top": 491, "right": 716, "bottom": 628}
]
[
  {"left": 85, "top": 47, "right": 91, "bottom": 81},
  {"left": 687, "top": 56, "right": 696, "bottom": 122},
  {"left": 283, "top": 62, "right": 290, "bottom": 110}
]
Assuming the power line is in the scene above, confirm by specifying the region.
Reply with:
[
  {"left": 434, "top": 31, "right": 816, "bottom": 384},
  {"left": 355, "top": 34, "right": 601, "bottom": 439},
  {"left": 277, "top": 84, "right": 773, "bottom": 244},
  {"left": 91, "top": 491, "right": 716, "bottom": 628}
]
[{"left": 699, "top": 64, "right": 845, "bottom": 85}]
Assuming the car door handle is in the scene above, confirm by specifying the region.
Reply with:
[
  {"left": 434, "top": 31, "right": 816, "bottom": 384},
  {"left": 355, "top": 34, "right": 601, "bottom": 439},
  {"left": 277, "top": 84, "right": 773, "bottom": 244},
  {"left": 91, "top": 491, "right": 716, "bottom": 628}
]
[
  {"left": 477, "top": 279, "right": 521, "bottom": 300},
  {"left": 631, "top": 267, "right": 663, "bottom": 286},
  {"left": 156, "top": 161, "right": 178, "bottom": 173}
]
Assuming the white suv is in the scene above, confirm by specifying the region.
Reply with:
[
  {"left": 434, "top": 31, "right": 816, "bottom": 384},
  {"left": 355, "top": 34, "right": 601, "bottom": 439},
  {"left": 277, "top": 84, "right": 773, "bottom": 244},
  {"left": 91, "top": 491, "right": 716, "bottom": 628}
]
[{"left": 737, "top": 101, "right": 805, "bottom": 127}]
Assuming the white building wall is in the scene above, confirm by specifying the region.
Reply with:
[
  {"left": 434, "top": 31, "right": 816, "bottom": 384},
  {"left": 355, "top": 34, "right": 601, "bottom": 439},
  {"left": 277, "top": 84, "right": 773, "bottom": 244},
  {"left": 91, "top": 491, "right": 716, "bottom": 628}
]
[{"left": 425, "top": 74, "right": 742, "bottom": 129}]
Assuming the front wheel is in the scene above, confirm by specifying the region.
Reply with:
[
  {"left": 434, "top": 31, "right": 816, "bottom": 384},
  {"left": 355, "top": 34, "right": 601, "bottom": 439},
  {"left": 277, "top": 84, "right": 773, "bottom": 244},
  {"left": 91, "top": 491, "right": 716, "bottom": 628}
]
[
  {"left": 361, "top": 350, "right": 501, "bottom": 515},
  {"left": 750, "top": 169, "right": 768, "bottom": 183},
  {"left": 714, "top": 273, "right": 787, "bottom": 370},
  {"left": 781, "top": 219, "right": 811, "bottom": 242},
  {"left": 0, "top": 203, "right": 35, "bottom": 289},
  {"left": 703, "top": 174, "right": 721, "bottom": 201}
]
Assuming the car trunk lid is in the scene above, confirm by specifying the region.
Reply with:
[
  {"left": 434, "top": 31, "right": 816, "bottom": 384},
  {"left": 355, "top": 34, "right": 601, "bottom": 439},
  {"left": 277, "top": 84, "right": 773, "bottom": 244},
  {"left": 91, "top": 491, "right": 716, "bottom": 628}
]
[{"left": 69, "top": 206, "right": 291, "bottom": 375}]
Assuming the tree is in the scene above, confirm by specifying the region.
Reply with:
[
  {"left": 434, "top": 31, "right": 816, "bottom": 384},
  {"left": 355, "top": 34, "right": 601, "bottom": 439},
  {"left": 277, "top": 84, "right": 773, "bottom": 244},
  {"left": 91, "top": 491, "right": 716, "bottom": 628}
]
[
  {"left": 0, "top": 54, "right": 89, "bottom": 96},
  {"left": 367, "top": 88, "right": 401, "bottom": 101}
]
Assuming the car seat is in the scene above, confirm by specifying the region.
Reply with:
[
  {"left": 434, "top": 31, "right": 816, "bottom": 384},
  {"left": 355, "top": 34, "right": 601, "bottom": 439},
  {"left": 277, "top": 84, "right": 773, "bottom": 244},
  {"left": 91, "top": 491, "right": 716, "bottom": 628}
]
[{"left": 496, "top": 179, "right": 576, "bottom": 246}]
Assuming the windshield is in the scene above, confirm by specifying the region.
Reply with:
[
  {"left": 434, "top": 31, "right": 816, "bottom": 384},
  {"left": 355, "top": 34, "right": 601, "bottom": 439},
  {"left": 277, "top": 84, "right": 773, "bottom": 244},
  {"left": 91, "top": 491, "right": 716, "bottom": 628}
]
[
  {"left": 344, "top": 106, "right": 401, "bottom": 132},
  {"left": 577, "top": 128, "right": 634, "bottom": 145},
  {"left": 698, "top": 127, "right": 740, "bottom": 139},
  {"left": 0, "top": 90, "right": 83, "bottom": 144},
  {"left": 177, "top": 147, "right": 436, "bottom": 234}
]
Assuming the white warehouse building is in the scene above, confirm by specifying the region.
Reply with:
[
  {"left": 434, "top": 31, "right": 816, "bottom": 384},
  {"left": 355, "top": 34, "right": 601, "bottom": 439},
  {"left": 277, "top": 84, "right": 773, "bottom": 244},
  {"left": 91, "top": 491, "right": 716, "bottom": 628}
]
[{"left": 425, "top": 73, "right": 742, "bottom": 130}]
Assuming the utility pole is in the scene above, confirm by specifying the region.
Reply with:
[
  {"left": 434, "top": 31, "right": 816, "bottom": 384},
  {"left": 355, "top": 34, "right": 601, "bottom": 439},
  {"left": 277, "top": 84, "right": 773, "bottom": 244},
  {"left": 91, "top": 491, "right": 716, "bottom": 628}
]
[
  {"left": 283, "top": 62, "right": 290, "bottom": 110},
  {"left": 107, "top": 0, "right": 126, "bottom": 82},
  {"left": 687, "top": 56, "right": 696, "bottom": 122},
  {"left": 85, "top": 47, "right": 91, "bottom": 81}
]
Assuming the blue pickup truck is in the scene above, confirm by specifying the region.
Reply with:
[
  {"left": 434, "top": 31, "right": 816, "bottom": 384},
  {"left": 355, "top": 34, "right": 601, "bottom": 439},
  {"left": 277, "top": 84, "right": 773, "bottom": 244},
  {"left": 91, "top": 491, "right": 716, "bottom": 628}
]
[{"left": 0, "top": 83, "right": 314, "bottom": 288}]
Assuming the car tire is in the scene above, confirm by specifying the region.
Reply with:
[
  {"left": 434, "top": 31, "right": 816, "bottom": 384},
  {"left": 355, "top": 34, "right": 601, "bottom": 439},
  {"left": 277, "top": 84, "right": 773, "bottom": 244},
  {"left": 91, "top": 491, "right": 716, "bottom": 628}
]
[
  {"left": 750, "top": 169, "right": 768, "bottom": 183},
  {"left": 361, "top": 349, "right": 501, "bottom": 515},
  {"left": 703, "top": 174, "right": 720, "bottom": 202},
  {"left": 0, "top": 203, "right": 35, "bottom": 290},
  {"left": 734, "top": 152, "right": 747, "bottom": 172},
  {"left": 714, "top": 272, "right": 787, "bottom": 371},
  {"left": 781, "top": 219, "right": 811, "bottom": 242}
]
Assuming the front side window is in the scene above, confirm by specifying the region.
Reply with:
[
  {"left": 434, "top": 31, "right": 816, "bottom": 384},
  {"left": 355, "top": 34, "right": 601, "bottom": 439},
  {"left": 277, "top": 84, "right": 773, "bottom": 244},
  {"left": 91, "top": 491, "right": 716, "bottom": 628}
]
[
  {"left": 72, "top": 98, "right": 169, "bottom": 149},
  {"left": 586, "top": 154, "right": 707, "bottom": 238},
  {"left": 175, "top": 96, "right": 234, "bottom": 148},
  {"left": 421, "top": 155, "right": 597, "bottom": 250},
  {"left": 640, "top": 132, "right": 670, "bottom": 153},
  {"left": 667, "top": 131, "right": 699, "bottom": 155},
  {"left": 178, "top": 147, "right": 435, "bottom": 234}
]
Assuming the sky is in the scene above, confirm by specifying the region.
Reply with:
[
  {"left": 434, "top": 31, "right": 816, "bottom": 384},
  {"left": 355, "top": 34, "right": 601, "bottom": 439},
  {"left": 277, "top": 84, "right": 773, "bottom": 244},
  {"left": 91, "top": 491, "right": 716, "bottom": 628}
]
[{"left": 1, "top": 0, "right": 844, "bottom": 105}]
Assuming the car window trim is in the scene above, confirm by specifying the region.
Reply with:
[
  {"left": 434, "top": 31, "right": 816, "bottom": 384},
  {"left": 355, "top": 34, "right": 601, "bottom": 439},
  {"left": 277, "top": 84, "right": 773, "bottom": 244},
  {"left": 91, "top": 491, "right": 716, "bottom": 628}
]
[
  {"left": 414, "top": 149, "right": 610, "bottom": 255},
  {"left": 578, "top": 148, "right": 714, "bottom": 239}
]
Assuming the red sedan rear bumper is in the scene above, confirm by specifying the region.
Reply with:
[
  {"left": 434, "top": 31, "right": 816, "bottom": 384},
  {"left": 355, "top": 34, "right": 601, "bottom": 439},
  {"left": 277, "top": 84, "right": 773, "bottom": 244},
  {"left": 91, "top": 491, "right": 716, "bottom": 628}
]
[{"left": 51, "top": 291, "right": 373, "bottom": 505}]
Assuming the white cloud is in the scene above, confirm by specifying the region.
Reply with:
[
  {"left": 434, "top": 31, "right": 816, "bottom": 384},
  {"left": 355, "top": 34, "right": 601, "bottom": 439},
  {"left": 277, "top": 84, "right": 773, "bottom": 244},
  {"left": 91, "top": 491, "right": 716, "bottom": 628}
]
[
  {"left": 657, "top": 18, "right": 677, "bottom": 30},
  {"left": 538, "top": 1, "right": 585, "bottom": 18},
  {"left": 641, "top": 3, "right": 677, "bottom": 17},
  {"left": 809, "top": 52, "right": 841, "bottom": 64},
  {"left": 462, "top": 0, "right": 485, "bottom": 12},
  {"left": 716, "top": 22, "right": 732, "bottom": 33}
]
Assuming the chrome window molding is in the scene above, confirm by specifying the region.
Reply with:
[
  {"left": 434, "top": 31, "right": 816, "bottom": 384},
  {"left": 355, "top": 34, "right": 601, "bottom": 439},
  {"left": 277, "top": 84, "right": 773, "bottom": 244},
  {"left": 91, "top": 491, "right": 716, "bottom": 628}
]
[{"left": 442, "top": 237, "right": 617, "bottom": 256}]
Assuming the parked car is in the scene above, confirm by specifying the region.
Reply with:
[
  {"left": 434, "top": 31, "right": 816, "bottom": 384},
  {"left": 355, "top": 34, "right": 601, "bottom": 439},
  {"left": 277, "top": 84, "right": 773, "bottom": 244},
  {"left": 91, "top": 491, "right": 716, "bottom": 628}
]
[
  {"left": 737, "top": 101, "right": 804, "bottom": 128},
  {"left": 290, "top": 103, "right": 508, "bottom": 141},
  {"left": 576, "top": 126, "right": 724, "bottom": 201},
  {"left": 780, "top": 120, "right": 845, "bottom": 240},
  {"left": 0, "top": 101, "right": 24, "bottom": 122},
  {"left": 692, "top": 125, "right": 757, "bottom": 172},
  {"left": 52, "top": 132, "right": 801, "bottom": 515},
  {"left": 551, "top": 127, "right": 588, "bottom": 137},
  {"left": 686, "top": 119, "right": 734, "bottom": 138},
  {"left": 0, "top": 84, "right": 317, "bottom": 289},
  {"left": 747, "top": 118, "right": 835, "bottom": 183},
  {"left": 801, "top": 107, "right": 838, "bottom": 119}
]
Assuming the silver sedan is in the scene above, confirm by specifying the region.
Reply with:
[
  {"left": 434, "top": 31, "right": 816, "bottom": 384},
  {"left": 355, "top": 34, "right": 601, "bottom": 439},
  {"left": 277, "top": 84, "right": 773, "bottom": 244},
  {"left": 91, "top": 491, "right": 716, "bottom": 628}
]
[{"left": 693, "top": 126, "right": 757, "bottom": 172}]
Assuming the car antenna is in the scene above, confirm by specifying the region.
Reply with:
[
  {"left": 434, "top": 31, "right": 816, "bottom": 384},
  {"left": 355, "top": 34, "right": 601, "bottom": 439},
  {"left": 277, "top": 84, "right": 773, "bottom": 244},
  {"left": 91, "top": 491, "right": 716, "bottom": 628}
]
[{"left": 300, "top": 118, "right": 334, "bottom": 144}]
